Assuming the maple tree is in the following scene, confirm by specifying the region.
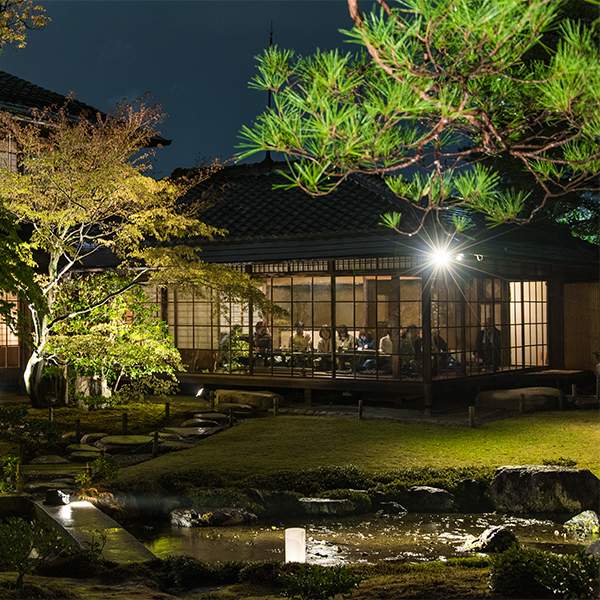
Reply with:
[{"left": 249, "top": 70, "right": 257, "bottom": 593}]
[{"left": 0, "top": 100, "right": 271, "bottom": 406}]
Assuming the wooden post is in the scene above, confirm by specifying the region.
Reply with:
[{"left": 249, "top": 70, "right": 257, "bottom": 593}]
[
  {"left": 19, "top": 442, "right": 26, "bottom": 465},
  {"left": 468, "top": 406, "right": 476, "bottom": 427},
  {"left": 122, "top": 412, "right": 128, "bottom": 435},
  {"left": 519, "top": 394, "right": 525, "bottom": 414},
  {"left": 75, "top": 419, "right": 81, "bottom": 444},
  {"left": 273, "top": 397, "right": 279, "bottom": 416},
  {"left": 229, "top": 407, "right": 234, "bottom": 427},
  {"left": 86, "top": 462, "right": 92, "bottom": 477},
  {"left": 48, "top": 407, "right": 53, "bottom": 422},
  {"left": 571, "top": 384, "right": 577, "bottom": 402},
  {"left": 15, "top": 463, "right": 22, "bottom": 492},
  {"left": 304, "top": 388, "right": 312, "bottom": 406},
  {"left": 165, "top": 402, "right": 170, "bottom": 423},
  {"left": 358, "top": 399, "right": 364, "bottom": 420},
  {"left": 152, "top": 431, "right": 159, "bottom": 458}
]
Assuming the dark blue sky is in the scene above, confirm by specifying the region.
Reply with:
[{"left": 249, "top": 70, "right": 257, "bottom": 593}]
[{"left": 0, "top": 0, "right": 371, "bottom": 177}]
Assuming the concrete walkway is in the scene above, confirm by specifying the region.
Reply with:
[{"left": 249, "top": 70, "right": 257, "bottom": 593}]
[{"left": 34, "top": 499, "right": 155, "bottom": 563}]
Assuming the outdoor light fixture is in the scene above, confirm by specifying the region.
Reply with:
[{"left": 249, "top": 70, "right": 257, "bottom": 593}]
[
  {"left": 285, "top": 527, "right": 306, "bottom": 563},
  {"left": 431, "top": 248, "right": 452, "bottom": 267},
  {"left": 196, "top": 387, "right": 205, "bottom": 397}
]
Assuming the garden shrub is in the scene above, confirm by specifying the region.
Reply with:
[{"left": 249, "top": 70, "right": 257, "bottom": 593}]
[
  {"left": 159, "top": 554, "right": 213, "bottom": 590},
  {"left": 238, "top": 559, "right": 284, "bottom": 585},
  {"left": 279, "top": 564, "right": 364, "bottom": 600},
  {"left": 241, "top": 465, "right": 373, "bottom": 495},
  {"left": 489, "top": 544, "right": 600, "bottom": 599}
]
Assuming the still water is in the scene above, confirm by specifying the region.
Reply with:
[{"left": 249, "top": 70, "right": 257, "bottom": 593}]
[{"left": 129, "top": 513, "right": 591, "bottom": 565}]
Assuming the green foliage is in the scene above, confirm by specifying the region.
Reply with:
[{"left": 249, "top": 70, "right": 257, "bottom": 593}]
[
  {"left": 489, "top": 545, "right": 600, "bottom": 599},
  {"left": 241, "top": 465, "right": 373, "bottom": 495},
  {"left": 239, "top": 0, "right": 600, "bottom": 235},
  {"left": 92, "top": 454, "right": 120, "bottom": 483},
  {"left": 0, "top": 518, "right": 70, "bottom": 589},
  {"left": 372, "top": 466, "right": 496, "bottom": 497},
  {"left": 542, "top": 457, "right": 578, "bottom": 467},
  {"left": 279, "top": 564, "right": 364, "bottom": 600},
  {"left": 53, "top": 273, "right": 184, "bottom": 399},
  {"left": 0, "top": 455, "right": 19, "bottom": 492},
  {"left": 0, "top": 403, "right": 61, "bottom": 450},
  {"left": 238, "top": 559, "right": 283, "bottom": 585}
]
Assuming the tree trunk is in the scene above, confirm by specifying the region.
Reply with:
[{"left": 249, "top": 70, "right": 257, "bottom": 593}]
[{"left": 23, "top": 352, "right": 49, "bottom": 408}]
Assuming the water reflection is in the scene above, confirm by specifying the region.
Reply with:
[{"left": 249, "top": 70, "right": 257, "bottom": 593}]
[{"left": 130, "top": 513, "right": 591, "bottom": 566}]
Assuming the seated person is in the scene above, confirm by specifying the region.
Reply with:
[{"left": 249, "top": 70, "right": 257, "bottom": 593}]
[
  {"left": 253, "top": 321, "right": 272, "bottom": 365},
  {"left": 336, "top": 324, "right": 355, "bottom": 350},
  {"left": 336, "top": 324, "right": 355, "bottom": 371},
  {"left": 432, "top": 330, "right": 449, "bottom": 373},
  {"left": 289, "top": 321, "right": 312, "bottom": 353},
  {"left": 316, "top": 326, "right": 333, "bottom": 370},
  {"left": 356, "top": 329, "right": 376, "bottom": 370},
  {"left": 474, "top": 319, "right": 502, "bottom": 370},
  {"left": 378, "top": 329, "right": 393, "bottom": 372}
]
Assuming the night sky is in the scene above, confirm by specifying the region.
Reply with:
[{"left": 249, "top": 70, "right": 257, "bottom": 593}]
[{"left": 0, "top": 0, "right": 370, "bottom": 177}]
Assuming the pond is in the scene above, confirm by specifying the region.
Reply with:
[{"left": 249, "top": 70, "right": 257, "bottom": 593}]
[{"left": 128, "top": 512, "right": 592, "bottom": 565}]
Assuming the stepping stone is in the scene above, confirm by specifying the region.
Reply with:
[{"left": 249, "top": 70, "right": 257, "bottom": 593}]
[
  {"left": 194, "top": 412, "right": 228, "bottom": 422},
  {"left": 95, "top": 435, "right": 155, "bottom": 454},
  {"left": 66, "top": 444, "right": 101, "bottom": 453},
  {"left": 217, "top": 403, "right": 256, "bottom": 415},
  {"left": 181, "top": 418, "right": 219, "bottom": 428},
  {"left": 70, "top": 451, "right": 103, "bottom": 463},
  {"left": 25, "top": 481, "right": 78, "bottom": 493},
  {"left": 80, "top": 433, "right": 109, "bottom": 444},
  {"left": 148, "top": 430, "right": 181, "bottom": 441},
  {"left": 30, "top": 455, "right": 70, "bottom": 465},
  {"left": 159, "top": 441, "right": 194, "bottom": 452},
  {"left": 162, "top": 426, "right": 221, "bottom": 439}
]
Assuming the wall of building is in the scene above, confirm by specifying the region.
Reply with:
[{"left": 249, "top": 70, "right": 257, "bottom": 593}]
[{"left": 564, "top": 281, "right": 600, "bottom": 371}]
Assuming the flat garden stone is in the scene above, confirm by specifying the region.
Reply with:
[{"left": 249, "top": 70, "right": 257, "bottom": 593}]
[
  {"left": 161, "top": 426, "right": 220, "bottom": 439},
  {"left": 159, "top": 441, "right": 194, "bottom": 452},
  {"left": 181, "top": 418, "right": 219, "bottom": 428},
  {"left": 70, "top": 451, "right": 103, "bottom": 463},
  {"left": 80, "top": 433, "right": 109, "bottom": 444},
  {"left": 66, "top": 444, "right": 101, "bottom": 453},
  {"left": 95, "top": 435, "right": 155, "bottom": 454},
  {"left": 30, "top": 455, "right": 70, "bottom": 465},
  {"left": 194, "top": 412, "right": 228, "bottom": 422},
  {"left": 216, "top": 389, "right": 281, "bottom": 410}
]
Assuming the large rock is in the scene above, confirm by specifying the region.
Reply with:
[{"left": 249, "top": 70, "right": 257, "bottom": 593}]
[
  {"left": 475, "top": 387, "right": 563, "bottom": 412},
  {"left": 170, "top": 507, "right": 258, "bottom": 527},
  {"left": 564, "top": 510, "right": 600, "bottom": 537},
  {"left": 400, "top": 486, "right": 456, "bottom": 512},
  {"left": 299, "top": 498, "right": 355, "bottom": 516},
  {"left": 486, "top": 465, "right": 600, "bottom": 513},
  {"left": 459, "top": 525, "right": 518, "bottom": 553},
  {"left": 215, "top": 389, "right": 282, "bottom": 411}
]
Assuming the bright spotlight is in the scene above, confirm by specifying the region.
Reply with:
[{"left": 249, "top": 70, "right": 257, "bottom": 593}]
[
  {"left": 432, "top": 248, "right": 451, "bottom": 266},
  {"left": 196, "top": 387, "right": 205, "bottom": 397}
]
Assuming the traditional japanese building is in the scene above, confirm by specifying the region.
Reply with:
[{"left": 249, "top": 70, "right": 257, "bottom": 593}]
[{"left": 150, "top": 160, "right": 599, "bottom": 410}]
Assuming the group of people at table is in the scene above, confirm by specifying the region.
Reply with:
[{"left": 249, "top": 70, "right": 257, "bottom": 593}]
[{"left": 249, "top": 319, "right": 502, "bottom": 374}]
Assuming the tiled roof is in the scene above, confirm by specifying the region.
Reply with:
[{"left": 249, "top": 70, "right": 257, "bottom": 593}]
[
  {"left": 0, "top": 70, "right": 100, "bottom": 119},
  {"left": 0, "top": 70, "right": 170, "bottom": 146},
  {"left": 180, "top": 161, "right": 598, "bottom": 274},
  {"left": 184, "top": 161, "right": 417, "bottom": 240}
]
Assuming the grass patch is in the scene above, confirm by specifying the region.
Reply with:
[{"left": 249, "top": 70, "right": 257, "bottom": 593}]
[{"left": 113, "top": 411, "right": 599, "bottom": 493}]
